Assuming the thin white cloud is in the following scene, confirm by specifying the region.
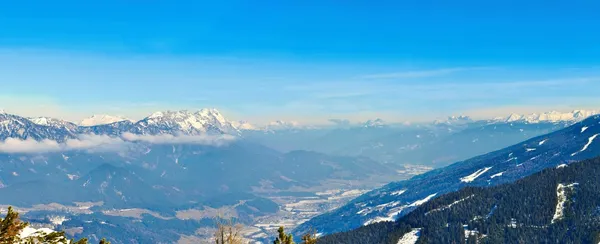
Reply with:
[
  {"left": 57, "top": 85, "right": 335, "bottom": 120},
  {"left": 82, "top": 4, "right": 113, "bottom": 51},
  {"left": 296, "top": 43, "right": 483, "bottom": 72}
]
[
  {"left": 0, "top": 138, "right": 62, "bottom": 153},
  {"left": 0, "top": 133, "right": 236, "bottom": 154},
  {"left": 328, "top": 119, "right": 351, "bottom": 126},
  {"left": 65, "top": 134, "right": 130, "bottom": 152},
  {"left": 121, "top": 133, "right": 235, "bottom": 146},
  {"left": 361, "top": 67, "right": 480, "bottom": 79}
]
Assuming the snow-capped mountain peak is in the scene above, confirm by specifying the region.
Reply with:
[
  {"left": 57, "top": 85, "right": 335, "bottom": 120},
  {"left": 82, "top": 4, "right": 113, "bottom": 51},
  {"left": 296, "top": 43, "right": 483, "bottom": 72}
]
[
  {"left": 195, "top": 108, "right": 230, "bottom": 128},
  {"left": 231, "top": 120, "right": 257, "bottom": 130},
  {"left": 139, "top": 109, "right": 239, "bottom": 135},
  {"left": 79, "top": 115, "right": 132, "bottom": 126},
  {"left": 0, "top": 109, "right": 5, "bottom": 114},
  {"left": 434, "top": 115, "right": 473, "bottom": 125},
  {"left": 500, "top": 110, "right": 598, "bottom": 124},
  {"left": 29, "top": 117, "right": 77, "bottom": 129},
  {"left": 505, "top": 113, "right": 524, "bottom": 122},
  {"left": 363, "top": 118, "right": 385, "bottom": 127}
]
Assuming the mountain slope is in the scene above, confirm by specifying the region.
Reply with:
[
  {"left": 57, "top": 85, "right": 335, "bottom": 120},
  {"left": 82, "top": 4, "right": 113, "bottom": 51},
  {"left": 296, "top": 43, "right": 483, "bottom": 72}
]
[
  {"left": 0, "top": 113, "right": 78, "bottom": 142},
  {"left": 296, "top": 115, "right": 600, "bottom": 235},
  {"left": 317, "top": 156, "right": 600, "bottom": 244},
  {"left": 0, "top": 142, "right": 399, "bottom": 208}
]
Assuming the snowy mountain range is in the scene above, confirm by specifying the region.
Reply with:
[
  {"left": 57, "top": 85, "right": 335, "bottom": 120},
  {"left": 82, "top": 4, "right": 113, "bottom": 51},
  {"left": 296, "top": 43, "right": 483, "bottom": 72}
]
[
  {"left": 0, "top": 109, "right": 242, "bottom": 142},
  {"left": 494, "top": 110, "right": 598, "bottom": 124},
  {"left": 2, "top": 109, "right": 597, "bottom": 137}
]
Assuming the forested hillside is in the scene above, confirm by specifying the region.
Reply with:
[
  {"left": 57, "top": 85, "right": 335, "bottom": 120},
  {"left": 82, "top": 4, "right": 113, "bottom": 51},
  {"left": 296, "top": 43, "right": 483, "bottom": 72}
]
[
  {"left": 317, "top": 156, "right": 600, "bottom": 244},
  {"left": 298, "top": 115, "right": 600, "bottom": 235}
]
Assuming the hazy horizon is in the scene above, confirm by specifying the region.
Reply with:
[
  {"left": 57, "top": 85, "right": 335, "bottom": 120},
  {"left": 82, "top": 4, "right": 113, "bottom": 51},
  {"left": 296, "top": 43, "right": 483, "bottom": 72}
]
[{"left": 2, "top": 2, "right": 600, "bottom": 124}]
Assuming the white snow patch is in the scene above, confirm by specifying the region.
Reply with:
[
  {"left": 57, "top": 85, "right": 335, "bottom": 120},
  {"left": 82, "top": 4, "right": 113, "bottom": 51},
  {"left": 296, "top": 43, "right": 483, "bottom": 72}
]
[
  {"left": 356, "top": 208, "right": 370, "bottom": 215},
  {"left": 551, "top": 183, "right": 578, "bottom": 224},
  {"left": 397, "top": 228, "right": 421, "bottom": 244},
  {"left": 48, "top": 215, "right": 69, "bottom": 225},
  {"left": 556, "top": 164, "right": 568, "bottom": 169},
  {"left": 364, "top": 216, "right": 395, "bottom": 226},
  {"left": 19, "top": 226, "right": 56, "bottom": 239},
  {"left": 460, "top": 167, "right": 492, "bottom": 183},
  {"left": 390, "top": 189, "right": 407, "bottom": 196},
  {"left": 571, "top": 133, "right": 599, "bottom": 156},
  {"left": 581, "top": 126, "right": 588, "bottom": 133},
  {"left": 363, "top": 194, "right": 437, "bottom": 226},
  {"left": 409, "top": 193, "right": 438, "bottom": 207},
  {"left": 490, "top": 172, "right": 505, "bottom": 179},
  {"left": 376, "top": 201, "right": 402, "bottom": 209},
  {"left": 539, "top": 139, "right": 548, "bottom": 145},
  {"left": 526, "top": 148, "right": 536, "bottom": 152},
  {"left": 425, "top": 195, "right": 474, "bottom": 215}
]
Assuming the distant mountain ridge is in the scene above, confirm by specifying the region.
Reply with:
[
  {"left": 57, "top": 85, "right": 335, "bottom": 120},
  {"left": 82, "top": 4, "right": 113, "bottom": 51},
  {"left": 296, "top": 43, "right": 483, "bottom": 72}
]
[
  {"left": 0, "top": 109, "right": 240, "bottom": 142},
  {"left": 2, "top": 108, "right": 597, "bottom": 133},
  {"left": 493, "top": 109, "right": 598, "bottom": 124},
  {"left": 79, "top": 115, "right": 133, "bottom": 126}
]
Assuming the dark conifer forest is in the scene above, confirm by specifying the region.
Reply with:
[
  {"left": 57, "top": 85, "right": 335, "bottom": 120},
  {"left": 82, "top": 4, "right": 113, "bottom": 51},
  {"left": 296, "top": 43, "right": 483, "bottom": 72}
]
[{"left": 317, "top": 156, "right": 600, "bottom": 244}]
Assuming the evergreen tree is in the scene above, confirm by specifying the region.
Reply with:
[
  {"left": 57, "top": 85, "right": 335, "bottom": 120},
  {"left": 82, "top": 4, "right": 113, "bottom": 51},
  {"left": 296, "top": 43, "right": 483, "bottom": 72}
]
[
  {"left": 273, "top": 226, "right": 294, "bottom": 244},
  {"left": 0, "top": 206, "right": 108, "bottom": 244},
  {"left": 0, "top": 206, "right": 28, "bottom": 244},
  {"left": 301, "top": 229, "right": 317, "bottom": 244}
]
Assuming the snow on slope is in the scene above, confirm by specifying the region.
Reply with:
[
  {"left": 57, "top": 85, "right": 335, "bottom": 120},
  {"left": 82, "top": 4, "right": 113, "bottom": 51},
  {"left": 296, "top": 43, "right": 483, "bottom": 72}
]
[
  {"left": 408, "top": 193, "right": 438, "bottom": 207},
  {"left": 539, "top": 139, "right": 548, "bottom": 145},
  {"left": 460, "top": 167, "right": 492, "bottom": 183},
  {"left": 138, "top": 109, "right": 239, "bottom": 134},
  {"left": 551, "top": 183, "right": 578, "bottom": 224},
  {"left": 231, "top": 120, "right": 257, "bottom": 130},
  {"left": 390, "top": 189, "right": 407, "bottom": 196},
  {"left": 425, "top": 194, "right": 474, "bottom": 215},
  {"left": 19, "top": 226, "right": 56, "bottom": 239},
  {"left": 29, "top": 117, "right": 60, "bottom": 126},
  {"left": 363, "top": 193, "right": 438, "bottom": 226},
  {"left": 80, "top": 114, "right": 131, "bottom": 126},
  {"left": 397, "top": 228, "right": 421, "bottom": 244},
  {"left": 571, "top": 134, "right": 600, "bottom": 156},
  {"left": 490, "top": 172, "right": 505, "bottom": 179}
]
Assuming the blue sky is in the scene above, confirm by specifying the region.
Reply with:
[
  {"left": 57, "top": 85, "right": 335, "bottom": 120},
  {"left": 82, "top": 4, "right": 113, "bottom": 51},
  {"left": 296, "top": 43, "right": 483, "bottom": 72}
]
[{"left": 1, "top": 1, "right": 599, "bottom": 124}]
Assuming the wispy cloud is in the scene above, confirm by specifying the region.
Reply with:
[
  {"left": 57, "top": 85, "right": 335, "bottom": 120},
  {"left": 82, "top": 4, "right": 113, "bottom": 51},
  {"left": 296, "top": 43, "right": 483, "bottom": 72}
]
[
  {"left": 121, "top": 133, "right": 235, "bottom": 146},
  {"left": 328, "top": 119, "right": 351, "bottom": 126},
  {"left": 0, "top": 133, "right": 236, "bottom": 154},
  {"left": 0, "top": 138, "right": 62, "bottom": 154},
  {"left": 360, "top": 67, "right": 486, "bottom": 79},
  {"left": 0, "top": 135, "right": 127, "bottom": 154}
]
